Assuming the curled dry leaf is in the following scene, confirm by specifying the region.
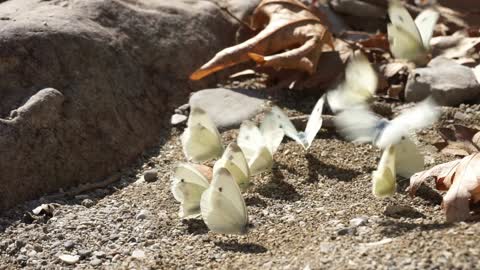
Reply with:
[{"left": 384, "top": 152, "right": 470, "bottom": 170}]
[
  {"left": 433, "top": 124, "right": 480, "bottom": 157},
  {"left": 190, "top": 0, "right": 334, "bottom": 80},
  {"left": 409, "top": 153, "right": 480, "bottom": 222},
  {"left": 430, "top": 34, "right": 480, "bottom": 59}
]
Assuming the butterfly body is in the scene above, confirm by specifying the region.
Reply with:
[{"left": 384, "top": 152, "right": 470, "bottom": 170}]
[{"left": 200, "top": 168, "right": 248, "bottom": 235}]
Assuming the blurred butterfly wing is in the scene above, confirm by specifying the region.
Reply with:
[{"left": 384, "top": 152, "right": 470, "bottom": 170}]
[
  {"left": 304, "top": 96, "right": 325, "bottom": 149},
  {"left": 213, "top": 143, "right": 250, "bottom": 192},
  {"left": 343, "top": 51, "right": 378, "bottom": 102},
  {"left": 271, "top": 106, "right": 303, "bottom": 145},
  {"left": 388, "top": 0, "right": 423, "bottom": 43},
  {"left": 200, "top": 168, "right": 248, "bottom": 234},
  {"left": 238, "top": 120, "right": 266, "bottom": 161},
  {"left": 414, "top": 9, "right": 439, "bottom": 49},
  {"left": 260, "top": 112, "right": 285, "bottom": 154},
  {"left": 334, "top": 106, "right": 382, "bottom": 144},
  {"left": 372, "top": 145, "right": 397, "bottom": 198},
  {"left": 377, "top": 97, "right": 439, "bottom": 148},
  {"left": 387, "top": 24, "right": 427, "bottom": 64},
  {"left": 181, "top": 123, "right": 223, "bottom": 162},
  {"left": 171, "top": 163, "right": 210, "bottom": 218},
  {"left": 395, "top": 137, "right": 424, "bottom": 178},
  {"left": 248, "top": 146, "right": 274, "bottom": 175}
]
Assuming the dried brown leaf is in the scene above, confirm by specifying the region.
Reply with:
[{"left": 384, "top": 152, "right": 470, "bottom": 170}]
[
  {"left": 409, "top": 159, "right": 460, "bottom": 196},
  {"left": 409, "top": 153, "right": 480, "bottom": 222},
  {"left": 190, "top": 0, "right": 334, "bottom": 80},
  {"left": 443, "top": 153, "right": 480, "bottom": 222}
]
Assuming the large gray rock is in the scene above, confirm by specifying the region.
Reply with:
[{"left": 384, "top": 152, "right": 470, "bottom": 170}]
[
  {"left": 0, "top": 0, "right": 254, "bottom": 210},
  {"left": 405, "top": 57, "right": 480, "bottom": 106},
  {"left": 189, "top": 88, "right": 267, "bottom": 129}
]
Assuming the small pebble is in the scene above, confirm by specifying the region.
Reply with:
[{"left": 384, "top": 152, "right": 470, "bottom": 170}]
[
  {"left": 177, "top": 103, "right": 190, "bottom": 112},
  {"left": 143, "top": 169, "right": 158, "bottom": 183},
  {"left": 350, "top": 217, "right": 368, "bottom": 227},
  {"left": 15, "top": 240, "right": 26, "bottom": 249},
  {"left": 64, "top": 240, "right": 75, "bottom": 249},
  {"left": 90, "top": 258, "right": 103, "bottom": 266},
  {"left": 59, "top": 254, "right": 79, "bottom": 264},
  {"left": 454, "top": 111, "right": 469, "bottom": 121},
  {"left": 93, "top": 251, "right": 106, "bottom": 258},
  {"left": 16, "top": 254, "right": 28, "bottom": 262},
  {"left": 132, "top": 249, "right": 146, "bottom": 259},
  {"left": 33, "top": 244, "right": 43, "bottom": 252},
  {"left": 171, "top": 114, "right": 187, "bottom": 125},
  {"left": 78, "top": 249, "right": 91, "bottom": 258},
  {"left": 136, "top": 210, "right": 150, "bottom": 220},
  {"left": 81, "top": 199, "right": 95, "bottom": 208}
]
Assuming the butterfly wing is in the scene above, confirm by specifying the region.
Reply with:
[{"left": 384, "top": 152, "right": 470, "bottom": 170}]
[
  {"left": 377, "top": 97, "right": 439, "bottom": 148},
  {"left": 395, "top": 137, "right": 424, "bottom": 178},
  {"left": 334, "top": 106, "right": 384, "bottom": 144},
  {"left": 388, "top": 0, "right": 423, "bottom": 43},
  {"left": 238, "top": 121, "right": 274, "bottom": 175},
  {"left": 238, "top": 120, "right": 266, "bottom": 161},
  {"left": 171, "top": 163, "right": 210, "bottom": 218},
  {"left": 188, "top": 107, "right": 221, "bottom": 137},
  {"left": 260, "top": 111, "right": 285, "bottom": 154},
  {"left": 200, "top": 168, "right": 248, "bottom": 234},
  {"left": 182, "top": 107, "right": 223, "bottom": 162},
  {"left": 270, "top": 106, "right": 303, "bottom": 146},
  {"left": 181, "top": 123, "right": 223, "bottom": 163},
  {"left": 303, "top": 96, "right": 325, "bottom": 149},
  {"left": 213, "top": 143, "right": 250, "bottom": 192},
  {"left": 387, "top": 0, "right": 428, "bottom": 64},
  {"left": 414, "top": 9, "right": 439, "bottom": 49},
  {"left": 248, "top": 146, "right": 274, "bottom": 175},
  {"left": 346, "top": 51, "right": 377, "bottom": 99},
  {"left": 372, "top": 145, "right": 397, "bottom": 198}
]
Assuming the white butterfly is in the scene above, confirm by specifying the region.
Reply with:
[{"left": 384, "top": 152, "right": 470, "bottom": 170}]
[
  {"left": 237, "top": 117, "right": 284, "bottom": 175},
  {"left": 327, "top": 51, "right": 378, "bottom": 113},
  {"left": 213, "top": 142, "right": 251, "bottom": 192},
  {"left": 395, "top": 136, "right": 424, "bottom": 178},
  {"left": 387, "top": 0, "right": 439, "bottom": 65},
  {"left": 372, "top": 145, "right": 397, "bottom": 198},
  {"left": 200, "top": 167, "right": 248, "bottom": 234},
  {"left": 269, "top": 96, "right": 325, "bottom": 149},
  {"left": 171, "top": 163, "right": 210, "bottom": 218},
  {"left": 181, "top": 107, "right": 223, "bottom": 162},
  {"left": 334, "top": 97, "right": 440, "bottom": 149}
]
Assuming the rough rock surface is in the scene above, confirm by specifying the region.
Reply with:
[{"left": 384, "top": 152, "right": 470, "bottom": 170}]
[
  {"left": 405, "top": 57, "right": 480, "bottom": 106},
  {"left": 189, "top": 88, "right": 267, "bottom": 129},
  {"left": 0, "top": 0, "right": 252, "bottom": 210}
]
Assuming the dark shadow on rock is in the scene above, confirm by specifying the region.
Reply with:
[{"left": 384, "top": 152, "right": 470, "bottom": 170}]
[
  {"left": 215, "top": 241, "right": 267, "bottom": 254},
  {"left": 183, "top": 219, "right": 209, "bottom": 235},
  {"left": 0, "top": 138, "right": 167, "bottom": 233},
  {"left": 256, "top": 169, "right": 301, "bottom": 201},
  {"left": 378, "top": 220, "right": 452, "bottom": 238},
  {"left": 305, "top": 154, "right": 361, "bottom": 183}
]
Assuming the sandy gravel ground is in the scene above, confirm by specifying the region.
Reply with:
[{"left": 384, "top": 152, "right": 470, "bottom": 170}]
[{"left": 1, "top": 95, "right": 480, "bottom": 269}]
